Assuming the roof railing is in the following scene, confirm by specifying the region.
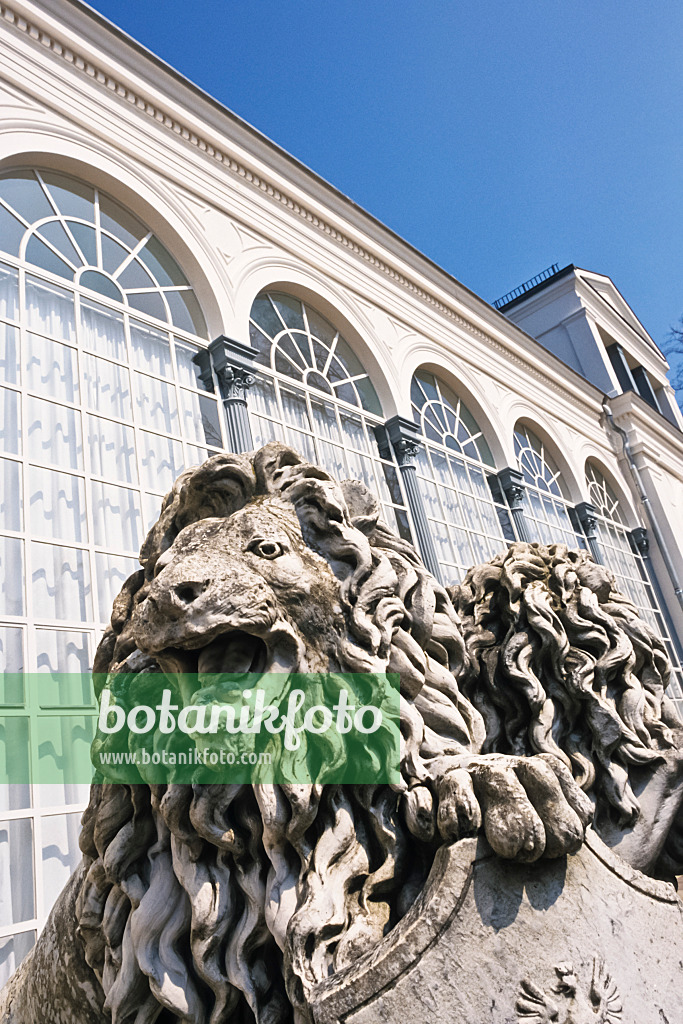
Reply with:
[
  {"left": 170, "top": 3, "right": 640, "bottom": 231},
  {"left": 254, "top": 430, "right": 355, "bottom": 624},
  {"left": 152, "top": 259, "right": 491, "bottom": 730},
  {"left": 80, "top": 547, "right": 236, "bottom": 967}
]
[{"left": 492, "top": 263, "right": 560, "bottom": 309}]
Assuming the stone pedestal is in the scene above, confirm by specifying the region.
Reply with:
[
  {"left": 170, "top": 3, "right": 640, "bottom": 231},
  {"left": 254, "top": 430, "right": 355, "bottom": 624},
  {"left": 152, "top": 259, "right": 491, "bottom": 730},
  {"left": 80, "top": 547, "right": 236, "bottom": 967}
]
[{"left": 308, "top": 830, "right": 683, "bottom": 1024}]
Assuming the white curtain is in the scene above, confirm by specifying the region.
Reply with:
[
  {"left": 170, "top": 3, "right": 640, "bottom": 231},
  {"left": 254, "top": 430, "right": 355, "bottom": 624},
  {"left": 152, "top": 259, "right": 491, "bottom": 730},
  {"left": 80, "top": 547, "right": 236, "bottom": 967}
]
[
  {"left": 0, "top": 324, "right": 19, "bottom": 384},
  {"left": 87, "top": 415, "right": 137, "bottom": 484},
  {"left": 0, "top": 536, "right": 24, "bottom": 616},
  {"left": 0, "top": 458, "right": 21, "bottom": 531},
  {"left": 0, "top": 387, "right": 20, "bottom": 456},
  {"left": 130, "top": 321, "right": 170, "bottom": 377},
  {"left": 134, "top": 371, "right": 177, "bottom": 434},
  {"left": 31, "top": 542, "right": 91, "bottom": 622},
  {"left": 139, "top": 431, "right": 183, "bottom": 492},
  {"left": 25, "top": 334, "right": 79, "bottom": 403},
  {"left": 80, "top": 299, "right": 125, "bottom": 362},
  {"left": 90, "top": 481, "right": 142, "bottom": 552},
  {"left": 29, "top": 467, "right": 86, "bottom": 544},
  {"left": 25, "top": 276, "right": 75, "bottom": 342},
  {"left": 83, "top": 354, "right": 131, "bottom": 420},
  {"left": 26, "top": 397, "right": 82, "bottom": 470},
  {"left": 0, "top": 264, "right": 18, "bottom": 321}
]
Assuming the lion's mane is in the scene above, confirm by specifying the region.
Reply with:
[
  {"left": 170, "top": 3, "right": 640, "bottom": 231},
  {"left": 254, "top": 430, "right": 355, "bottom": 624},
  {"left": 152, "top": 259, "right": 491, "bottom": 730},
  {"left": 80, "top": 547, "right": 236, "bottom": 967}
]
[
  {"left": 451, "top": 542, "right": 677, "bottom": 826},
  {"left": 76, "top": 444, "right": 483, "bottom": 1024}
]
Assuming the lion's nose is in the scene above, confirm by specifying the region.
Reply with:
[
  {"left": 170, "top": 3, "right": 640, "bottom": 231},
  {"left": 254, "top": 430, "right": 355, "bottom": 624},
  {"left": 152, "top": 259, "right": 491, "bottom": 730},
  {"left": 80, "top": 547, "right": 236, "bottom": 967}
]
[{"left": 173, "top": 581, "right": 210, "bottom": 606}]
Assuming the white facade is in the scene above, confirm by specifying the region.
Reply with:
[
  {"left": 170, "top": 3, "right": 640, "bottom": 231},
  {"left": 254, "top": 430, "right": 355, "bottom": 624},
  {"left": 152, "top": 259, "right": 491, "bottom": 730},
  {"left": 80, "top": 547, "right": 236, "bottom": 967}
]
[{"left": 1, "top": 0, "right": 683, "bottom": 982}]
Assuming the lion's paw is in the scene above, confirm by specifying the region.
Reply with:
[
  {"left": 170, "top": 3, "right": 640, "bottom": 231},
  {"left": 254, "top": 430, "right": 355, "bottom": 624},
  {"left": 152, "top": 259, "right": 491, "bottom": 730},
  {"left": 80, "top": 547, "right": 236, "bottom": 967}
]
[{"left": 438, "top": 752, "right": 594, "bottom": 862}]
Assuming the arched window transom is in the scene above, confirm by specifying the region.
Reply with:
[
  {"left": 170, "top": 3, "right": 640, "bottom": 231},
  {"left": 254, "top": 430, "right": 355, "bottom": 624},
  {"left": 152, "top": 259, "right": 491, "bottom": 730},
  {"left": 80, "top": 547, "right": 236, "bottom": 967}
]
[
  {"left": 249, "top": 292, "right": 381, "bottom": 414},
  {"left": 0, "top": 169, "right": 207, "bottom": 337}
]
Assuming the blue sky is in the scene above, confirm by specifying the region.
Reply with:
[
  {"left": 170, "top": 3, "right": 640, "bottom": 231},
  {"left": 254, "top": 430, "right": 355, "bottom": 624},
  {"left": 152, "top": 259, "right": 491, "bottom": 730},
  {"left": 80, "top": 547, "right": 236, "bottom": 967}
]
[{"left": 87, "top": 1, "right": 683, "bottom": 369}]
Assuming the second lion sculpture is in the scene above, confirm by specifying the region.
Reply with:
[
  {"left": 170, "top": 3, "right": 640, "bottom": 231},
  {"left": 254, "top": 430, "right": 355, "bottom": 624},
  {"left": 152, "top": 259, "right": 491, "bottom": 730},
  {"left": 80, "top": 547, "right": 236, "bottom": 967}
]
[{"left": 1, "top": 441, "right": 681, "bottom": 1024}]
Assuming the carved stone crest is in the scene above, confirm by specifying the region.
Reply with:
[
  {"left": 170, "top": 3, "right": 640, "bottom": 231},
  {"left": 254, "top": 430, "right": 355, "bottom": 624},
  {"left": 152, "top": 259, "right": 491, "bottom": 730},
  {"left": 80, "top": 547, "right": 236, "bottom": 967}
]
[{"left": 517, "top": 960, "right": 622, "bottom": 1023}]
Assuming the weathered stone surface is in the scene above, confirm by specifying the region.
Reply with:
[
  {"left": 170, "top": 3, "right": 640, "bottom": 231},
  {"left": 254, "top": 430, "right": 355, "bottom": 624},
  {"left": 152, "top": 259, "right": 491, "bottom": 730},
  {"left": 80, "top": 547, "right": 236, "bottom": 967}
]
[{"left": 308, "top": 829, "right": 683, "bottom": 1024}]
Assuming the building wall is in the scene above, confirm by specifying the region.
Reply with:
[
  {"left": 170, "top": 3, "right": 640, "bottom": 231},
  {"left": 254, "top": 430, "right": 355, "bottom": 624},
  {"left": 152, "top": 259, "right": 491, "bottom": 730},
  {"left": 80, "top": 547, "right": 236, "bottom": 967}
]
[{"left": 1, "top": 0, "right": 683, "bottom": 982}]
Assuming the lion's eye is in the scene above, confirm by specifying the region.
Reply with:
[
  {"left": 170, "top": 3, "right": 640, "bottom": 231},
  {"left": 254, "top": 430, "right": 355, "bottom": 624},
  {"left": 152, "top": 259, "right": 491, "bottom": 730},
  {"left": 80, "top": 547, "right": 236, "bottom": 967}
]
[{"left": 248, "top": 538, "right": 286, "bottom": 559}]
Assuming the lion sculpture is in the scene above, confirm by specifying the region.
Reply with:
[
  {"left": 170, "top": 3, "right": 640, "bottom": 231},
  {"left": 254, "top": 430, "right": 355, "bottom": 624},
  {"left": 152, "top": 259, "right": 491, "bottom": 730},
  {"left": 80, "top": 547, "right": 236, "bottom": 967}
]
[{"left": 1, "top": 442, "right": 681, "bottom": 1024}]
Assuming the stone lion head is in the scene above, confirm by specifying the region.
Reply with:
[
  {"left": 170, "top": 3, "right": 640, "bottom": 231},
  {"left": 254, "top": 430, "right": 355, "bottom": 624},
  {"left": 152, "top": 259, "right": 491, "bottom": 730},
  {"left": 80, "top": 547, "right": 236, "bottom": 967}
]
[{"left": 451, "top": 542, "right": 679, "bottom": 829}]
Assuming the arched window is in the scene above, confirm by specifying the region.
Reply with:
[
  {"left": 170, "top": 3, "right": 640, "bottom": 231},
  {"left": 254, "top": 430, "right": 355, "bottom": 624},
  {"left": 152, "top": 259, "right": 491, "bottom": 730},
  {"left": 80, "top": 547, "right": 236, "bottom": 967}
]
[
  {"left": 0, "top": 167, "right": 223, "bottom": 661},
  {"left": 411, "top": 370, "right": 510, "bottom": 583},
  {"left": 248, "top": 291, "right": 411, "bottom": 540},
  {"left": 586, "top": 462, "right": 682, "bottom": 694},
  {"left": 514, "top": 423, "right": 584, "bottom": 548}
]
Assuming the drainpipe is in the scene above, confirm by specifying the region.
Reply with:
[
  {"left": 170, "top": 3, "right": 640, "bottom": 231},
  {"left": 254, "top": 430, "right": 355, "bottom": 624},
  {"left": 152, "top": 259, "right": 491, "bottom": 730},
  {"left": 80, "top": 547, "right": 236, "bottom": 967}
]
[{"left": 602, "top": 397, "right": 683, "bottom": 612}]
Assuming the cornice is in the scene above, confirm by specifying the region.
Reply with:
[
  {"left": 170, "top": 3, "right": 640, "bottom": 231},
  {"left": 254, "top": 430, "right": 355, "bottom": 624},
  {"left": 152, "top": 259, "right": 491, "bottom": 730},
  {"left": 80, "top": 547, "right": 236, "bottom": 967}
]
[{"left": 0, "top": 0, "right": 605, "bottom": 412}]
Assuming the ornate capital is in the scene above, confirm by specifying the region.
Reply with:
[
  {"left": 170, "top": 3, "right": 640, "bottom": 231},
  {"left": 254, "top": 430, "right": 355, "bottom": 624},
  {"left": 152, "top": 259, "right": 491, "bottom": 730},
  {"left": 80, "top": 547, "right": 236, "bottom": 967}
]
[
  {"left": 216, "top": 364, "right": 255, "bottom": 400},
  {"left": 631, "top": 526, "right": 649, "bottom": 557},
  {"left": 392, "top": 436, "right": 421, "bottom": 467},
  {"left": 384, "top": 415, "right": 423, "bottom": 469},
  {"left": 497, "top": 467, "right": 526, "bottom": 511},
  {"left": 575, "top": 501, "right": 598, "bottom": 539}
]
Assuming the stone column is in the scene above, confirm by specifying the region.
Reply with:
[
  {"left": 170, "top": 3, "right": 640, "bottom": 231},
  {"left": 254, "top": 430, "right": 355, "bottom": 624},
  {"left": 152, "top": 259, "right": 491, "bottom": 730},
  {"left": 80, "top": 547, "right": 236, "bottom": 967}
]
[
  {"left": 631, "top": 527, "right": 683, "bottom": 664},
  {"left": 383, "top": 415, "right": 442, "bottom": 581},
  {"left": 194, "top": 336, "right": 257, "bottom": 454},
  {"left": 575, "top": 501, "right": 604, "bottom": 564},
  {"left": 496, "top": 467, "right": 532, "bottom": 543}
]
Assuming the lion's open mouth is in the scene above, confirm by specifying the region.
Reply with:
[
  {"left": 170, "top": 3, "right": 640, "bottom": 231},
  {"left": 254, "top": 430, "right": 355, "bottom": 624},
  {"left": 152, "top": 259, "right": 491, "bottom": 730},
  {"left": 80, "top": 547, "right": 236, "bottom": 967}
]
[{"left": 197, "top": 632, "right": 269, "bottom": 677}]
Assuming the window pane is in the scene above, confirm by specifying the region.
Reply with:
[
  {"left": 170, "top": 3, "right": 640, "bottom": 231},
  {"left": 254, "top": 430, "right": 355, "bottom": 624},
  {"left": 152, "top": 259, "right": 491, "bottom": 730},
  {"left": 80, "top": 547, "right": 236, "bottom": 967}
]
[
  {"left": 0, "top": 387, "right": 20, "bottom": 455},
  {"left": 80, "top": 299, "right": 125, "bottom": 361},
  {"left": 83, "top": 354, "right": 131, "bottom": 419},
  {"left": 35, "top": 717, "right": 95, "bottom": 808},
  {"left": 250, "top": 377, "right": 278, "bottom": 418},
  {"left": 0, "top": 324, "right": 19, "bottom": 385},
  {"left": 25, "top": 276, "right": 75, "bottom": 341},
  {"left": 0, "top": 719, "right": 30, "bottom": 809},
  {"left": 25, "top": 334, "right": 79, "bottom": 403},
  {"left": 26, "top": 398, "right": 82, "bottom": 470},
  {"left": 35, "top": 629, "right": 91, "bottom": 677},
  {"left": 29, "top": 467, "right": 87, "bottom": 543},
  {"left": 138, "top": 432, "right": 184, "bottom": 492},
  {"left": 0, "top": 536, "right": 24, "bottom": 615},
  {"left": 0, "top": 170, "right": 52, "bottom": 222},
  {"left": 134, "top": 372, "right": 178, "bottom": 433},
  {"left": 91, "top": 481, "right": 142, "bottom": 552},
  {"left": 0, "top": 932, "right": 35, "bottom": 991},
  {"left": 281, "top": 386, "right": 310, "bottom": 432},
  {"left": 31, "top": 542, "right": 92, "bottom": 621},
  {"left": 0, "top": 626, "right": 23, "bottom": 675},
  {"left": 0, "top": 205, "right": 25, "bottom": 259},
  {"left": 95, "top": 552, "right": 138, "bottom": 622},
  {"left": 40, "top": 813, "right": 82, "bottom": 918},
  {"left": 175, "top": 341, "right": 206, "bottom": 390},
  {"left": 0, "top": 818, "right": 34, "bottom": 925},
  {"left": 0, "top": 459, "right": 21, "bottom": 531},
  {"left": 0, "top": 264, "right": 18, "bottom": 320},
  {"left": 87, "top": 415, "right": 137, "bottom": 484},
  {"left": 130, "top": 321, "right": 171, "bottom": 377},
  {"left": 41, "top": 171, "right": 94, "bottom": 221},
  {"left": 180, "top": 389, "right": 222, "bottom": 447}
]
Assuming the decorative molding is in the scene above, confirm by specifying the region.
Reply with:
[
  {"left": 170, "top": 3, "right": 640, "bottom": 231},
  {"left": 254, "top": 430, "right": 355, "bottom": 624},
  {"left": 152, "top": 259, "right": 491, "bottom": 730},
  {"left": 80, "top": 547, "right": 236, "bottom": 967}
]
[{"left": 0, "top": 1, "right": 603, "bottom": 406}]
